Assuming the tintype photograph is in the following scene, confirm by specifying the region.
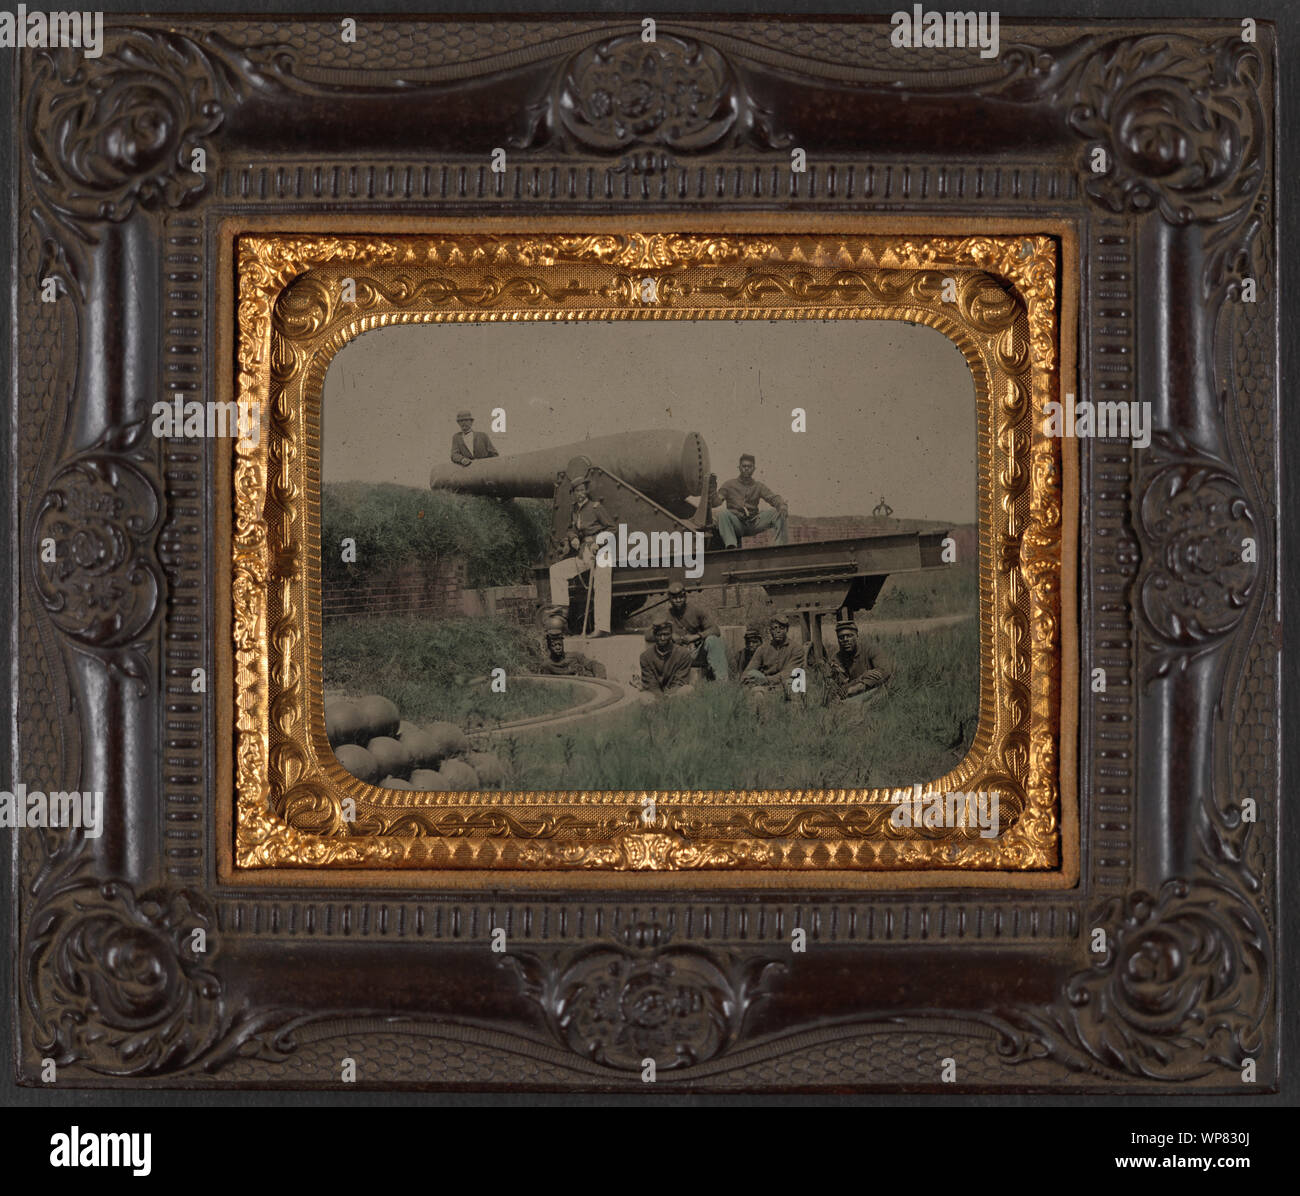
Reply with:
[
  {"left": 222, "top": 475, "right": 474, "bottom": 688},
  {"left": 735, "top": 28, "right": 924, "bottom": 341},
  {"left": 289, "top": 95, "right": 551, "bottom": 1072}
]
[
  {"left": 2, "top": 3, "right": 1286, "bottom": 1120},
  {"left": 229, "top": 227, "right": 1064, "bottom": 877},
  {"left": 319, "top": 319, "right": 979, "bottom": 797}
]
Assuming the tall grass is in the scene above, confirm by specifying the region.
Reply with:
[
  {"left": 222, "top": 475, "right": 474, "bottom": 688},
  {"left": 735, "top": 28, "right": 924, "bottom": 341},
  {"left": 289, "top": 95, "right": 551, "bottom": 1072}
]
[
  {"left": 516, "top": 620, "right": 979, "bottom": 791},
  {"left": 870, "top": 560, "right": 978, "bottom": 620},
  {"left": 323, "top": 615, "right": 978, "bottom": 789},
  {"left": 321, "top": 482, "right": 550, "bottom": 593},
  {"left": 323, "top": 615, "right": 576, "bottom": 724}
]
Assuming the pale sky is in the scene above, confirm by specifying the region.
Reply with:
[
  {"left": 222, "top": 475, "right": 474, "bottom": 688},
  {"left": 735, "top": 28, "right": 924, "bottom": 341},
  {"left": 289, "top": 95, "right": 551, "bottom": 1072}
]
[{"left": 322, "top": 319, "right": 976, "bottom": 522}]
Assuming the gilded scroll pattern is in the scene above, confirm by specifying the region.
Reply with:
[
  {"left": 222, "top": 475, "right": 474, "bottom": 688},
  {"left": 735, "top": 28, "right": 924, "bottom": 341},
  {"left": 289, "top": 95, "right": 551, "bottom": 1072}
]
[{"left": 232, "top": 233, "right": 1063, "bottom": 873}]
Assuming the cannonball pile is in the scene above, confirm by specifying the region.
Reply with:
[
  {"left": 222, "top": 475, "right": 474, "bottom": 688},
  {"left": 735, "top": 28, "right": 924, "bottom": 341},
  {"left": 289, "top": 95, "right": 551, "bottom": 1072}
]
[{"left": 326, "top": 695, "right": 505, "bottom": 791}]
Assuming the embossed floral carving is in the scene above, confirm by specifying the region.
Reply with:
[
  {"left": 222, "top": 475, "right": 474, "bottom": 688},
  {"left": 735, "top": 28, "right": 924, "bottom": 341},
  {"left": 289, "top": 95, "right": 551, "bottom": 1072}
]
[
  {"left": 23, "top": 834, "right": 315, "bottom": 1077},
  {"left": 24, "top": 856, "right": 229, "bottom": 1076},
  {"left": 1001, "top": 879, "right": 1267, "bottom": 1080},
  {"left": 32, "top": 440, "right": 163, "bottom": 676},
  {"left": 558, "top": 34, "right": 736, "bottom": 151},
  {"left": 28, "top": 33, "right": 226, "bottom": 230},
  {"left": 544, "top": 32, "right": 790, "bottom": 153},
  {"left": 508, "top": 928, "right": 784, "bottom": 1071},
  {"left": 1137, "top": 434, "right": 1257, "bottom": 678},
  {"left": 1068, "top": 36, "right": 1264, "bottom": 226}
]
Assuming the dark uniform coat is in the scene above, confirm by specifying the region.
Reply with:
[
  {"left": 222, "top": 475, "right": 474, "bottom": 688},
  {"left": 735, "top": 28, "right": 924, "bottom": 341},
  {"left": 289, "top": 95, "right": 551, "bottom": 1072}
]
[
  {"left": 565, "top": 499, "right": 616, "bottom": 550},
  {"left": 744, "top": 639, "right": 805, "bottom": 684},
  {"left": 639, "top": 644, "right": 695, "bottom": 693},
  {"left": 830, "top": 640, "right": 895, "bottom": 691},
  {"left": 642, "top": 603, "right": 720, "bottom": 644}
]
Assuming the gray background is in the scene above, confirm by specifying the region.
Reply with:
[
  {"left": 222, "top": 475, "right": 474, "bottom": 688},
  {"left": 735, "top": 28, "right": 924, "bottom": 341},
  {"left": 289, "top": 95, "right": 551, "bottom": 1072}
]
[{"left": 324, "top": 319, "right": 977, "bottom": 523}]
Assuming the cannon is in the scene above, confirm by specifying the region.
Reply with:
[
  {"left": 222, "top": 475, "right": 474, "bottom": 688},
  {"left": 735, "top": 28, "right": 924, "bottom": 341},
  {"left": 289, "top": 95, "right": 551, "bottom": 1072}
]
[
  {"left": 429, "top": 429, "right": 714, "bottom": 563},
  {"left": 431, "top": 428, "right": 950, "bottom": 649}
]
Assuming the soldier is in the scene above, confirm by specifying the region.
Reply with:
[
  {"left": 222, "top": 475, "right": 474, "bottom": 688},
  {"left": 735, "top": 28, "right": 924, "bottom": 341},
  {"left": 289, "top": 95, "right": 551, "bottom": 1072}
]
[
  {"left": 731, "top": 620, "right": 765, "bottom": 678},
  {"left": 742, "top": 614, "right": 806, "bottom": 689},
  {"left": 450, "top": 410, "right": 499, "bottom": 466},
  {"left": 715, "top": 453, "right": 788, "bottom": 548},
  {"left": 537, "top": 615, "right": 607, "bottom": 678},
  {"left": 638, "top": 619, "right": 696, "bottom": 695},
  {"left": 548, "top": 476, "right": 615, "bottom": 637},
  {"left": 642, "top": 581, "right": 729, "bottom": 680},
  {"left": 829, "top": 616, "right": 894, "bottom": 703}
]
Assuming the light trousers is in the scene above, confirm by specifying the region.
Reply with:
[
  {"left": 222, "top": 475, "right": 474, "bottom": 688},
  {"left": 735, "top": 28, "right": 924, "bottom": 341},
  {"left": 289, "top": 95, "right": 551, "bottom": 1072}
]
[
  {"left": 549, "top": 549, "right": 611, "bottom": 634},
  {"left": 717, "top": 507, "right": 788, "bottom": 547}
]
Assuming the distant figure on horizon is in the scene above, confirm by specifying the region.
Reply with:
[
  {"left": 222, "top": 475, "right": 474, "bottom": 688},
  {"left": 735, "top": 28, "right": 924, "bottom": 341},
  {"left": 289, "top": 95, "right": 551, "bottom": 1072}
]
[{"left": 873, "top": 496, "right": 893, "bottom": 517}]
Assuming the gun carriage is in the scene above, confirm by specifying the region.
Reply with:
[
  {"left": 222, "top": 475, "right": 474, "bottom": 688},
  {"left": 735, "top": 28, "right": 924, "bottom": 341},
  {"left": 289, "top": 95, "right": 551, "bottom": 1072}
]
[{"left": 430, "top": 429, "right": 950, "bottom": 654}]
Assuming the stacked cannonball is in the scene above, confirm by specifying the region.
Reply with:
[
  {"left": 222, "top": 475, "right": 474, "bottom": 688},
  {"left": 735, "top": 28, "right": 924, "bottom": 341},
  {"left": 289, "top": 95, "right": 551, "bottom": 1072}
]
[{"left": 326, "top": 695, "right": 505, "bottom": 790}]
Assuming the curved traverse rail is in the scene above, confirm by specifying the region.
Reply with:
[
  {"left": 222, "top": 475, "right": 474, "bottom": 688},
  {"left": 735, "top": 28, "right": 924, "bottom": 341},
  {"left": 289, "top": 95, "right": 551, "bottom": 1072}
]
[{"left": 467, "top": 673, "right": 634, "bottom": 734}]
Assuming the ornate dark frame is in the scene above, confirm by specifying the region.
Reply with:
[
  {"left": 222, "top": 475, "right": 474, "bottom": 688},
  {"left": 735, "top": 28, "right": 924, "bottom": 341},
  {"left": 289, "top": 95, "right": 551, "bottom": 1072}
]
[{"left": 8, "top": 14, "right": 1278, "bottom": 1091}]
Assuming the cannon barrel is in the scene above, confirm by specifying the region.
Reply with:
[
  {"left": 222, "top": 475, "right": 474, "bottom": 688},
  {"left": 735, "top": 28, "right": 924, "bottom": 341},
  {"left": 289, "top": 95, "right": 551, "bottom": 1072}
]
[{"left": 429, "top": 429, "right": 710, "bottom": 505}]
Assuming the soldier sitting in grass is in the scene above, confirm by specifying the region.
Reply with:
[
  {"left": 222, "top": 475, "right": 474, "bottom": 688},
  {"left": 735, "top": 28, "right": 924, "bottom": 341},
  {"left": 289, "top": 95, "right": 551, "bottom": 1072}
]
[
  {"left": 642, "top": 581, "right": 729, "bottom": 681},
  {"left": 732, "top": 620, "right": 765, "bottom": 679},
  {"left": 741, "top": 614, "right": 806, "bottom": 692},
  {"left": 637, "top": 620, "right": 696, "bottom": 695},
  {"left": 538, "top": 614, "right": 607, "bottom": 678},
  {"left": 829, "top": 615, "right": 894, "bottom": 704}
]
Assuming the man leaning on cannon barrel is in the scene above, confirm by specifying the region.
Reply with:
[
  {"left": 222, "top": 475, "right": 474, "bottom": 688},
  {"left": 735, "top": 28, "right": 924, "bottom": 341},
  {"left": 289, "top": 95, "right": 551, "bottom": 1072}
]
[{"left": 450, "top": 410, "right": 499, "bottom": 466}]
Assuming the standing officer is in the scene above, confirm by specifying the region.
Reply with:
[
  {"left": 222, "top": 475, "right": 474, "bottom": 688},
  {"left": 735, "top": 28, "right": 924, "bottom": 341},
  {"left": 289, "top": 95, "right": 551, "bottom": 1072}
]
[
  {"left": 638, "top": 620, "right": 696, "bottom": 695},
  {"left": 829, "top": 615, "right": 894, "bottom": 702},
  {"left": 715, "top": 454, "right": 788, "bottom": 547},
  {"left": 450, "top": 411, "right": 500, "bottom": 466},
  {"left": 548, "top": 476, "right": 615, "bottom": 637},
  {"left": 643, "top": 582, "right": 729, "bottom": 680}
]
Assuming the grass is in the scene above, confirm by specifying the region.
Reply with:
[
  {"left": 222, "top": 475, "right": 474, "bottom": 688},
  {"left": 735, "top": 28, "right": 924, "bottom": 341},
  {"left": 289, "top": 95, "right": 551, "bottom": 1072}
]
[
  {"left": 323, "top": 614, "right": 581, "bottom": 725},
  {"left": 323, "top": 604, "right": 980, "bottom": 790},
  {"left": 512, "top": 620, "right": 979, "bottom": 791},
  {"left": 321, "top": 482, "right": 549, "bottom": 592},
  {"left": 867, "top": 560, "right": 977, "bottom": 620}
]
